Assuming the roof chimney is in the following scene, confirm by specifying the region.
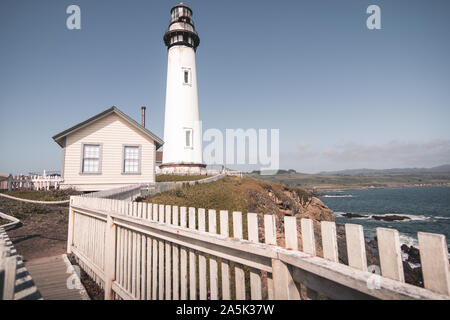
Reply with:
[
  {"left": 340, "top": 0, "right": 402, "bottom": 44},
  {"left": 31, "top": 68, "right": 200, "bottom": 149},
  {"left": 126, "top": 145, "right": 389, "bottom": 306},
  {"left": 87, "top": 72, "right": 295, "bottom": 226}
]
[{"left": 141, "top": 106, "right": 146, "bottom": 128}]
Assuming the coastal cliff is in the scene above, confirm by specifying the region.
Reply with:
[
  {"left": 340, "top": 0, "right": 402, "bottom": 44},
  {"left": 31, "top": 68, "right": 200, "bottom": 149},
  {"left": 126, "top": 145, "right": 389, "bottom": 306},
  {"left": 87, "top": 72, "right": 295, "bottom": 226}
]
[
  {"left": 146, "top": 176, "right": 425, "bottom": 290},
  {"left": 147, "top": 176, "right": 336, "bottom": 256}
]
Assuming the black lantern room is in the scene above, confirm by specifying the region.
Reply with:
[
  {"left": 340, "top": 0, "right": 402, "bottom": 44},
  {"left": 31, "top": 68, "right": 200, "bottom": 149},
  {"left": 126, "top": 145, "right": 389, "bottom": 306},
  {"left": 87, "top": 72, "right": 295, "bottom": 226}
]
[{"left": 163, "top": 3, "right": 200, "bottom": 50}]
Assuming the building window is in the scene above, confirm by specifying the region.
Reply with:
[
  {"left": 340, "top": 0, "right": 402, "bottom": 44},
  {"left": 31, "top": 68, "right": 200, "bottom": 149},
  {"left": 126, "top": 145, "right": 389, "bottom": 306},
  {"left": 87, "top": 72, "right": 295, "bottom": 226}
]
[
  {"left": 123, "top": 146, "right": 141, "bottom": 174},
  {"left": 82, "top": 144, "right": 101, "bottom": 174},
  {"left": 182, "top": 68, "right": 191, "bottom": 85},
  {"left": 184, "top": 128, "right": 193, "bottom": 148}
]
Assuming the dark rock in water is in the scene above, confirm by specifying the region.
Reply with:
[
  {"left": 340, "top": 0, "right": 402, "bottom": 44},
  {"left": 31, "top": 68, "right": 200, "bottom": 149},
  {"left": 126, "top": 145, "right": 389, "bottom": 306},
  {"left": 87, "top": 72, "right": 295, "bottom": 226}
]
[
  {"left": 402, "top": 261, "right": 424, "bottom": 287},
  {"left": 401, "top": 244, "right": 421, "bottom": 264},
  {"left": 337, "top": 227, "right": 425, "bottom": 288},
  {"left": 336, "top": 224, "right": 349, "bottom": 265},
  {"left": 371, "top": 215, "right": 411, "bottom": 222},
  {"left": 367, "top": 237, "right": 378, "bottom": 254},
  {"left": 342, "top": 213, "right": 368, "bottom": 218}
]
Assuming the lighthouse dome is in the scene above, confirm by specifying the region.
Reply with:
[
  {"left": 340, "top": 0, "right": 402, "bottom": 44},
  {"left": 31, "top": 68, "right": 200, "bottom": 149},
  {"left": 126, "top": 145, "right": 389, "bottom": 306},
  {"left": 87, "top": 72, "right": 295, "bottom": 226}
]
[{"left": 164, "top": 3, "right": 200, "bottom": 50}]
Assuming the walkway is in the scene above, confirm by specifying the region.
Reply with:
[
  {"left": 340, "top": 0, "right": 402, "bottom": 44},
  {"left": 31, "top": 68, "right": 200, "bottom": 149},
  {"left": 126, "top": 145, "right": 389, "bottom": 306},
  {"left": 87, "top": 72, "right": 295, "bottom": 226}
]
[
  {"left": 0, "top": 227, "right": 42, "bottom": 300},
  {"left": 25, "top": 255, "right": 89, "bottom": 300}
]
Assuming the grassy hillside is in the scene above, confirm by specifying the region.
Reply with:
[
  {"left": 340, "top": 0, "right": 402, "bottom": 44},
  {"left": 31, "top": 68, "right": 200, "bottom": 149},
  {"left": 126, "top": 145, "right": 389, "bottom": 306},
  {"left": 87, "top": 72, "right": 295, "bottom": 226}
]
[
  {"left": 146, "top": 176, "right": 335, "bottom": 264},
  {"left": 146, "top": 176, "right": 312, "bottom": 217}
]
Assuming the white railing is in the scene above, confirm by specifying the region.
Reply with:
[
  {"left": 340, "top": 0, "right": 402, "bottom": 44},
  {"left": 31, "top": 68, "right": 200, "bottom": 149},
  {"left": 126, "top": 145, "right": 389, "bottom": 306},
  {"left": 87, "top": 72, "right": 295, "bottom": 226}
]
[
  {"left": 150, "top": 173, "right": 226, "bottom": 196},
  {"left": 30, "top": 175, "right": 63, "bottom": 191},
  {"left": 0, "top": 226, "right": 41, "bottom": 300},
  {"left": 0, "top": 234, "right": 17, "bottom": 300},
  {"left": 1, "top": 172, "right": 63, "bottom": 191},
  {"left": 82, "top": 184, "right": 143, "bottom": 201},
  {"left": 67, "top": 196, "right": 450, "bottom": 300}
]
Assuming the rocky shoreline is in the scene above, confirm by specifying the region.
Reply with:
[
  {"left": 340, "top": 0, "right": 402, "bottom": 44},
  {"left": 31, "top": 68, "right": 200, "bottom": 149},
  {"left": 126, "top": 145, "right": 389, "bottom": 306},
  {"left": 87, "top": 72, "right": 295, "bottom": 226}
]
[
  {"left": 334, "top": 225, "right": 425, "bottom": 287},
  {"left": 341, "top": 213, "right": 411, "bottom": 221},
  {"left": 368, "top": 236, "right": 424, "bottom": 287}
]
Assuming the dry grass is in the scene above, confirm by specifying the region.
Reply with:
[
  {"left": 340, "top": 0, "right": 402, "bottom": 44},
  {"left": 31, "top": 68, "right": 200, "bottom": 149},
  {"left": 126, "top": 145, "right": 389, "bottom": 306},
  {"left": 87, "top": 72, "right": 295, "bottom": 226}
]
[
  {"left": 156, "top": 175, "right": 212, "bottom": 182},
  {"left": 0, "top": 189, "right": 81, "bottom": 219},
  {"left": 148, "top": 177, "right": 248, "bottom": 213},
  {"left": 3, "top": 189, "right": 81, "bottom": 201},
  {"left": 147, "top": 176, "right": 311, "bottom": 216}
]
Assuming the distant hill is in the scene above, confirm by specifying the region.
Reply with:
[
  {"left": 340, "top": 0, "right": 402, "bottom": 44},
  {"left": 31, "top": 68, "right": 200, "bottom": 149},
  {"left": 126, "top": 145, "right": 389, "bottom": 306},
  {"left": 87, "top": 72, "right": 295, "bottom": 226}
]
[
  {"left": 318, "top": 164, "right": 450, "bottom": 175},
  {"left": 249, "top": 165, "right": 450, "bottom": 190}
]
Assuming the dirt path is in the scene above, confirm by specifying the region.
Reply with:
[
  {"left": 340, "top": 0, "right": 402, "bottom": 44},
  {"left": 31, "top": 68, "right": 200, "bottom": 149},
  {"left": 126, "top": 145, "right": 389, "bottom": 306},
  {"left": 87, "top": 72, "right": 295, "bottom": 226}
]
[{"left": 6, "top": 205, "right": 69, "bottom": 261}]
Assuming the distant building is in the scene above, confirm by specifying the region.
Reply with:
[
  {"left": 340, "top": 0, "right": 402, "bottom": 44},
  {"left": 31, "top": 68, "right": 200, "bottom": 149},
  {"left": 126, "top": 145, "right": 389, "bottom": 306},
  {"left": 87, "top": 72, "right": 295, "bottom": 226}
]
[
  {"left": 0, "top": 173, "right": 8, "bottom": 190},
  {"left": 52, "top": 106, "right": 163, "bottom": 191}
]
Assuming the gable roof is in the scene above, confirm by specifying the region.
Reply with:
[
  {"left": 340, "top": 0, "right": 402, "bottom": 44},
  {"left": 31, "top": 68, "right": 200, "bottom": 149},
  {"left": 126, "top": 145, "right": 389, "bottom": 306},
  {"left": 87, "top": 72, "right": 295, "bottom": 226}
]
[{"left": 52, "top": 106, "right": 164, "bottom": 149}]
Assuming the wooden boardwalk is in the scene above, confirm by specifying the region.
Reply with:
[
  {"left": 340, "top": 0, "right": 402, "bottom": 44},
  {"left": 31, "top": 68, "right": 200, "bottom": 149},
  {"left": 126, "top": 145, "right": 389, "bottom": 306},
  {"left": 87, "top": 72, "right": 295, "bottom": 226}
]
[{"left": 25, "top": 255, "right": 89, "bottom": 300}]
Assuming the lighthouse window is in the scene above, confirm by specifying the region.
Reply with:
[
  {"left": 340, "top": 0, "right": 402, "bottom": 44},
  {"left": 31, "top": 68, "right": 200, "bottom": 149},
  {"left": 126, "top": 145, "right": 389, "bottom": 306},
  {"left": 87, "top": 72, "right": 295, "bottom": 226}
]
[
  {"left": 184, "top": 128, "right": 193, "bottom": 148},
  {"left": 183, "top": 68, "right": 191, "bottom": 85}
]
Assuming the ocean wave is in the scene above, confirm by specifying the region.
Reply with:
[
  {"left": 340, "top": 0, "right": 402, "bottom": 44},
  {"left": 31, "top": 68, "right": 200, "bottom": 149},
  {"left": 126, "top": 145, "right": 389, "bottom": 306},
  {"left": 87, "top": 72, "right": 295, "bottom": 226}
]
[
  {"left": 434, "top": 216, "right": 450, "bottom": 220},
  {"left": 322, "top": 195, "right": 354, "bottom": 198},
  {"left": 408, "top": 262, "right": 421, "bottom": 269},
  {"left": 399, "top": 234, "right": 419, "bottom": 247},
  {"left": 371, "top": 213, "right": 431, "bottom": 222},
  {"left": 334, "top": 212, "right": 371, "bottom": 220},
  {"left": 335, "top": 212, "right": 431, "bottom": 222}
]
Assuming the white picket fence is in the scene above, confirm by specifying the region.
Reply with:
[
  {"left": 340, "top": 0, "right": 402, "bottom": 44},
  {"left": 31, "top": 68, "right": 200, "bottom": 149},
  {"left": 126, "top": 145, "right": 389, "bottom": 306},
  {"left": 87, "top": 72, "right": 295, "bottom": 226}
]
[
  {"left": 67, "top": 196, "right": 450, "bottom": 300},
  {"left": 1, "top": 174, "right": 63, "bottom": 191},
  {"left": 30, "top": 175, "right": 62, "bottom": 191}
]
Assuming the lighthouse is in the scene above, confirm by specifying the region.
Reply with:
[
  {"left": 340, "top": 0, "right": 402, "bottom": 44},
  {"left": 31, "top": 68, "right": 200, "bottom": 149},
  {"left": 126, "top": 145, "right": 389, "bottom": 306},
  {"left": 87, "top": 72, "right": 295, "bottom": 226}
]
[{"left": 160, "top": 3, "right": 206, "bottom": 175}]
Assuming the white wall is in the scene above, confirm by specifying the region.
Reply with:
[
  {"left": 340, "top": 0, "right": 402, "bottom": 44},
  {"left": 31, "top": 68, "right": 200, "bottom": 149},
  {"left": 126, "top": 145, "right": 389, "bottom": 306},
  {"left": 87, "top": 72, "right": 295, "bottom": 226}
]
[
  {"left": 62, "top": 113, "right": 156, "bottom": 191},
  {"left": 162, "top": 45, "right": 203, "bottom": 165}
]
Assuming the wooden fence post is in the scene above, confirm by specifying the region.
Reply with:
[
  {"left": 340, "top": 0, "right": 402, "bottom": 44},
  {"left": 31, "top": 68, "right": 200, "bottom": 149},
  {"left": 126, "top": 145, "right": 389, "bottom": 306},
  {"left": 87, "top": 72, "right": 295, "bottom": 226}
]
[
  {"left": 345, "top": 224, "right": 368, "bottom": 272},
  {"left": 271, "top": 258, "right": 299, "bottom": 300},
  {"left": 220, "top": 210, "right": 231, "bottom": 300},
  {"left": 321, "top": 221, "right": 339, "bottom": 263},
  {"left": 1, "top": 239, "right": 16, "bottom": 301},
  {"left": 188, "top": 207, "right": 197, "bottom": 300},
  {"left": 208, "top": 209, "right": 219, "bottom": 300},
  {"left": 67, "top": 197, "right": 75, "bottom": 254},
  {"left": 418, "top": 232, "right": 450, "bottom": 295},
  {"left": 283, "top": 216, "right": 301, "bottom": 300},
  {"left": 247, "top": 213, "right": 262, "bottom": 300},
  {"left": 198, "top": 208, "right": 207, "bottom": 300},
  {"left": 301, "top": 218, "right": 316, "bottom": 256},
  {"left": 377, "top": 228, "right": 404, "bottom": 282},
  {"left": 104, "top": 214, "right": 117, "bottom": 300},
  {"left": 264, "top": 214, "right": 276, "bottom": 299},
  {"left": 233, "top": 211, "right": 246, "bottom": 300},
  {"left": 3, "top": 256, "right": 16, "bottom": 300}
]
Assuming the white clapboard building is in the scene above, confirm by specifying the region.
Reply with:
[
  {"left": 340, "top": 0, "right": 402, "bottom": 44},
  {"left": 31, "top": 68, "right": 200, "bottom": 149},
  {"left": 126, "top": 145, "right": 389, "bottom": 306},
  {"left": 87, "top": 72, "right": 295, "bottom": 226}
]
[{"left": 53, "top": 106, "right": 163, "bottom": 191}]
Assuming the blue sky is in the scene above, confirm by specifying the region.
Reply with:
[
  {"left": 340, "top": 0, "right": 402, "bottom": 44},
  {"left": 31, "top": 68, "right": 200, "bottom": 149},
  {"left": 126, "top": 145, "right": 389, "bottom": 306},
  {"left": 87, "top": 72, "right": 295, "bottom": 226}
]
[{"left": 1, "top": 0, "right": 449, "bottom": 174}]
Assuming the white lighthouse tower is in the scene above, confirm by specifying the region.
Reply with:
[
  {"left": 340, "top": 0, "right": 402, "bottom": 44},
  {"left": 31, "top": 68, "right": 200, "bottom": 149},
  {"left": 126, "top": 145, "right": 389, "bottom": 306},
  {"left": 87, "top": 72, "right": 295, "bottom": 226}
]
[{"left": 160, "top": 3, "right": 206, "bottom": 175}]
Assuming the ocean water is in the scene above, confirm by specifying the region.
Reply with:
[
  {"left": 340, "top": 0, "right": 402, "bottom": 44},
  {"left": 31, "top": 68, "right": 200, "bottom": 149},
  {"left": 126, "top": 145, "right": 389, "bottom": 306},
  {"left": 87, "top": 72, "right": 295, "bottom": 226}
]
[{"left": 318, "top": 186, "right": 450, "bottom": 247}]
